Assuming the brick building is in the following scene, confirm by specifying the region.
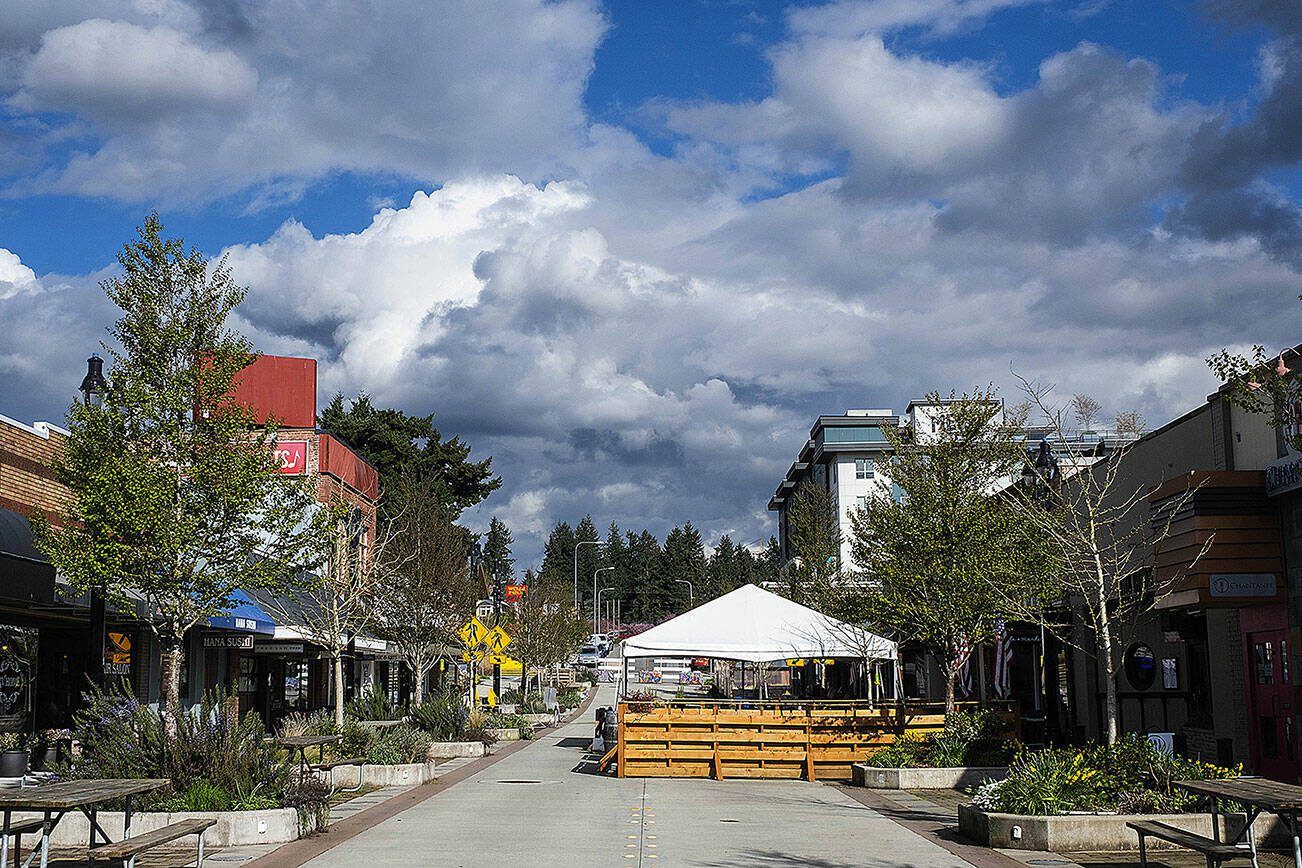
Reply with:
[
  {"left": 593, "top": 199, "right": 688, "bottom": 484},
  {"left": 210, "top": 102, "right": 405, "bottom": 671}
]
[{"left": 0, "top": 353, "right": 387, "bottom": 731}]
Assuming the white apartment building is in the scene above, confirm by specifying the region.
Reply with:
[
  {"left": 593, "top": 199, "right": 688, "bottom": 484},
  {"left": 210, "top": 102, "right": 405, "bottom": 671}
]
[{"left": 769, "top": 400, "right": 1130, "bottom": 571}]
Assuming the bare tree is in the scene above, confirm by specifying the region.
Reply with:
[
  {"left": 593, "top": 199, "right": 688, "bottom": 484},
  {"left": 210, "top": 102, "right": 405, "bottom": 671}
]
[
  {"left": 506, "top": 583, "right": 588, "bottom": 697},
  {"left": 1001, "top": 378, "right": 1211, "bottom": 743},
  {"left": 373, "top": 475, "right": 478, "bottom": 705},
  {"left": 1071, "top": 393, "right": 1103, "bottom": 432},
  {"left": 259, "top": 498, "right": 384, "bottom": 728},
  {"left": 1113, "top": 410, "right": 1146, "bottom": 438}
]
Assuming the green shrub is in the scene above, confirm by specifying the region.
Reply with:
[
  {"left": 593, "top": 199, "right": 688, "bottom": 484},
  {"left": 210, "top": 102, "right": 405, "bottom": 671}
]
[
  {"left": 975, "top": 735, "right": 1243, "bottom": 816},
  {"left": 65, "top": 684, "right": 291, "bottom": 811},
  {"left": 409, "top": 689, "right": 470, "bottom": 741},
  {"left": 464, "top": 709, "right": 498, "bottom": 747},
  {"left": 500, "top": 689, "right": 523, "bottom": 705},
  {"left": 175, "top": 780, "right": 233, "bottom": 812},
  {"left": 556, "top": 689, "right": 581, "bottom": 709},
  {"left": 346, "top": 688, "right": 401, "bottom": 721}
]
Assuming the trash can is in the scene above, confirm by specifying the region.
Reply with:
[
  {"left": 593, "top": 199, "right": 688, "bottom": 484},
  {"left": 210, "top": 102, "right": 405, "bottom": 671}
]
[{"left": 602, "top": 707, "right": 617, "bottom": 749}]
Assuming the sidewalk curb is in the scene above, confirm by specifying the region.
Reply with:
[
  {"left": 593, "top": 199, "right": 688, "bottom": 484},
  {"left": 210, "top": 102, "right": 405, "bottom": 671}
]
[{"left": 245, "top": 686, "right": 600, "bottom": 868}]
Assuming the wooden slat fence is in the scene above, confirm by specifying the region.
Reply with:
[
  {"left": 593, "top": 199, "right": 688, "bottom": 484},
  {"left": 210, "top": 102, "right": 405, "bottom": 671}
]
[{"left": 616, "top": 700, "right": 1017, "bottom": 781}]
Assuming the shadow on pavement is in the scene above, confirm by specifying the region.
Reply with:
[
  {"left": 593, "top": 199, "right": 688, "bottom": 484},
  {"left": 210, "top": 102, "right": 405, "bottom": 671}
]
[
  {"left": 555, "top": 736, "right": 592, "bottom": 749},
  {"left": 693, "top": 850, "right": 921, "bottom": 868}
]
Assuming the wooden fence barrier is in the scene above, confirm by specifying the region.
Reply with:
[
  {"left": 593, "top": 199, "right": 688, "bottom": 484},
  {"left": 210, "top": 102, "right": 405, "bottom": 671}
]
[{"left": 616, "top": 700, "right": 1017, "bottom": 781}]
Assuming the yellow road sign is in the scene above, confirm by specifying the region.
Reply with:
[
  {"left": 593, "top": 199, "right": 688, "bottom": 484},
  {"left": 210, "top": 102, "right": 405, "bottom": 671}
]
[
  {"left": 460, "top": 649, "right": 486, "bottom": 663},
  {"left": 458, "top": 616, "right": 488, "bottom": 648},
  {"left": 487, "top": 654, "right": 518, "bottom": 666},
  {"left": 485, "top": 626, "right": 512, "bottom": 654},
  {"left": 786, "top": 659, "right": 806, "bottom": 667}
]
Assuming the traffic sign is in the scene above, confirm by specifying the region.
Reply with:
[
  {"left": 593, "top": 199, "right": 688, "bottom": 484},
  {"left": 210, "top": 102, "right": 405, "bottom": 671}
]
[
  {"left": 487, "top": 653, "right": 518, "bottom": 666},
  {"left": 460, "top": 649, "right": 486, "bottom": 663},
  {"left": 458, "top": 616, "right": 488, "bottom": 648},
  {"left": 485, "top": 626, "right": 512, "bottom": 653}
]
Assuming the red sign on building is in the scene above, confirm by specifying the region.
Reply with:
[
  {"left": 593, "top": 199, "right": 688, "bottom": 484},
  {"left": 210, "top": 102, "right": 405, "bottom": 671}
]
[
  {"left": 274, "top": 441, "right": 308, "bottom": 475},
  {"left": 504, "top": 585, "right": 526, "bottom": 602}
]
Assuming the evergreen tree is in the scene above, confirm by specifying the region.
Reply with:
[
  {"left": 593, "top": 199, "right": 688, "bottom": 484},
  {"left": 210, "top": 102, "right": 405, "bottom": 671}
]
[
  {"left": 319, "top": 394, "right": 500, "bottom": 520},
  {"left": 664, "top": 523, "right": 705, "bottom": 611},
  {"left": 785, "top": 482, "right": 842, "bottom": 606},
  {"left": 574, "top": 515, "right": 601, "bottom": 612},
  {"left": 538, "top": 521, "right": 576, "bottom": 593},
  {"left": 602, "top": 522, "right": 632, "bottom": 625},
  {"left": 708, "top": 535, "right": 740, "bottom": 597},
  {"left": 483, "top": 516, "right": 515, "bottom": 584},
  {"left": 627, "top": 530, "right": 666, "bottom": 621}
]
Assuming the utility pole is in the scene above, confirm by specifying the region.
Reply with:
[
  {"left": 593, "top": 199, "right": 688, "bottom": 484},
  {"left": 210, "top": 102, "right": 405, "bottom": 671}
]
[
  {"left": 492, "top": 562, "right": 504, "bottom": 698},
  {"left": 676, "top": 578, "right": 694, "bottom": 609},
  {"left": 594, "top": 566, "right": 614, "bottom": 634}
]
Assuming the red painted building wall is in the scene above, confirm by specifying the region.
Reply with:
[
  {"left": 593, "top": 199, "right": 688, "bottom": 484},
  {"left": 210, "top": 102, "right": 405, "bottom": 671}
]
[{"left": 231, "top": 356, "right": 317, "bottom": 429}]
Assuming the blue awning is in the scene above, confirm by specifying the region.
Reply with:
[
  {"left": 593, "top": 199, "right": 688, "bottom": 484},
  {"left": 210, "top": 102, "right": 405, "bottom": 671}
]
[{"left": 208, "top": 590, "right": 277, "bottom": 635}]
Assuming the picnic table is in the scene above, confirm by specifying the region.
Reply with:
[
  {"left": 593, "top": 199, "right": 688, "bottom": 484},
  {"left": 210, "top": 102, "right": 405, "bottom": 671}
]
[
  {"left": 1173, "top": 777, "right": 1302, "bottom": 867},
  {"left": 277, "top": 735, "right": 341, "bottom": 773},
  {"left": 0, "top": 778, "right": 168, "bottom": 868}
]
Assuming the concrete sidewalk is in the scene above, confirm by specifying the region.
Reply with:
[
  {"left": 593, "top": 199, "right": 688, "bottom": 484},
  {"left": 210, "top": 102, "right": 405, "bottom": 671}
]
[{"left": 303, "top": 686, "right": 976, "bottom": 867}]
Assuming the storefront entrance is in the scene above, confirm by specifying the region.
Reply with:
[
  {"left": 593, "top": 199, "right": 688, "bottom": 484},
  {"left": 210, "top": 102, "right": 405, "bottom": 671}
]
[{"left": 1243, "top": 606, "right": 1298, "bottom": 782}]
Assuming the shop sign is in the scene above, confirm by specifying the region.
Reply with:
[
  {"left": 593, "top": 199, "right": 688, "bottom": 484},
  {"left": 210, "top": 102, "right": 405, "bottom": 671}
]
[
  {"left": 204, "top": 634, "right": 254, "bottom": 649},
  {"left": 504, "top": 585, "right": 526, "bottom": 602},
  {"left": 105, "top": 632, "right": 132, "bottom": 676},
  {"left": 274, "top": 441, "right": 308, "bottom": 475},
  {"left": 1266, "top": 455, "right": 1302, "bottom": 497},
  {"left": 253, "top": 642, "right": 304, "bottom": 655},
  {"left": 1209, "top": 573, "right": 1278, "bottom": 598}
]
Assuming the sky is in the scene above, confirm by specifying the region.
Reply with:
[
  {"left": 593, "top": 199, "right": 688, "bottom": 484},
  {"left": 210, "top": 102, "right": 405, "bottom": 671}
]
[{"left": 1, "top": 0, "right": 1300, "bottom": 569}]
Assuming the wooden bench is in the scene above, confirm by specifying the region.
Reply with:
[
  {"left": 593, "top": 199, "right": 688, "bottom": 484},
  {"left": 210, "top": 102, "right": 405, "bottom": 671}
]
[
  {"left": 311, "top": 756, "right": 366, "bottom": 794},
  {"left": 1127, "top": 819, "right": 1251, "bottom": 868},
  {"left": 90, "top": 818, "right": 216, "bottom": 868}
]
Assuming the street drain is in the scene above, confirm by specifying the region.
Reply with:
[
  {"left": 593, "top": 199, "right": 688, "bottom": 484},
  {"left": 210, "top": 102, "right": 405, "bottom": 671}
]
[
  {"left": 497, "top": 779, "right": 543, "bottom": 784},
  {"left": 719, "top": 818, "right": 740, "bottom": 823}
]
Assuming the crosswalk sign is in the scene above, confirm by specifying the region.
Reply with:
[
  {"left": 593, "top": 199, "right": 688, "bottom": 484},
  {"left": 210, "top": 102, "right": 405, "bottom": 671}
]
[
  {"left": 458, "top": 617, "right": 489, "bottom": 648},
  {"left": 485, "top": 626, "right": 512, "bottom": 654}
]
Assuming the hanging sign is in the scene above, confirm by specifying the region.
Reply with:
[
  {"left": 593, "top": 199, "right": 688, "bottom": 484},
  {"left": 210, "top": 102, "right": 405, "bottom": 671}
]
[
  {"left": 504, "top": 585, "right": 526, "bottom": 602},
  {"left": 274, "top": 441, "right": 309, "bottom": 475},
  {"left": 105, "top": 632, "right": 133, "bottom": 675}
]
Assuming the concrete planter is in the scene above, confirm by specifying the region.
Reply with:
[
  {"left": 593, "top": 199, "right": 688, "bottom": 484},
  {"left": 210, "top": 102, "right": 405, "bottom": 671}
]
[
  {"left": 852, "top": 764, "right": 1008, "bottom": 790},
  {"left": 4, "top": 808, "right": 300, "bottom": 847},
  {"left": 428, "top": 741, "right": 486, "bottom": 760},
  {"left": 488, "top": 727, "right": 521, "bottom": 742},
  {"left": 327, "top": 761, "right": 441, "bottom": 789},
  {"left": 958, "top": 803, "right": 1290, "bottom": 851}
]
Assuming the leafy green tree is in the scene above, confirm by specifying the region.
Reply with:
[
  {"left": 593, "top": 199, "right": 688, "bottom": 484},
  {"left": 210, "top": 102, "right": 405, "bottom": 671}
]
[
  {"left": 35, "top": 215, "right": 324, "bottom": 732},
  {"left": 846, "top": 390, "right": 1056, "bottom": 713},
  {"left": 784, "top": 482, "right": 843, "bottom": 606},
  {"left": 319, "top": 394, "right": 500, "bottom": 519}
]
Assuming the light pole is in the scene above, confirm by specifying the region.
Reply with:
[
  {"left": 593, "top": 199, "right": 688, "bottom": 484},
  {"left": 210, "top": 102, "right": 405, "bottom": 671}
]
[
  {"left": 79, "top": 353, "right": 109, "bottom": 689},
  {"left": 574, "top": 540, "right": 599, "bottom": 612},
  {"left": 675, "top": 578, "right": 693, "bottom": 609},
  {"left": 593, "top": 566, "right": 614, "bottom": 634},
  {"left": 597, "top": 587, "right": 615, "bottom": 638}
]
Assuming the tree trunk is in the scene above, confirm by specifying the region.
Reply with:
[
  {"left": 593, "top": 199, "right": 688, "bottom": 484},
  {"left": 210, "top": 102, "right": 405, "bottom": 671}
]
[
  {"left": 944, "top": 663, "right": 957, "bottom": 716},
  {"left": 411, "top": 656, "right": 426, "bottom": 705},
  {"left": 1095, "top": 579, "right": 1119, "bottom": 744},
  {"left": 159, "top": 635, "right": 184, "bottom": 741},
  {"left": 520, "top": 663, "right": 529, "bottom": 697},
  {"left": 333, "top": 654, "right": 346, "bottom": 730}
]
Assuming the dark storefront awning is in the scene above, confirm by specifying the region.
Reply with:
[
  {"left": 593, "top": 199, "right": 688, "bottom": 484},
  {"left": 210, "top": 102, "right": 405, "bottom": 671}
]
[
  {"left": 207, "top": 590, "right": 277, "bottom": 635},
  {"left": 0, "top": 508, "right": 56, "bottom": 605}
]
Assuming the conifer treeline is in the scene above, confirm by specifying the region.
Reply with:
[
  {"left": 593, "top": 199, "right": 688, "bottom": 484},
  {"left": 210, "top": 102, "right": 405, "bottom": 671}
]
[{"left": 526, "top": 517, "right": 781, "bottom": 623}]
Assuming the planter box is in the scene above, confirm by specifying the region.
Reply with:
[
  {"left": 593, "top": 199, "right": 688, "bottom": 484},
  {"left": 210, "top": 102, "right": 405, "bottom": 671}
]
[
  {"left": 488, "top": 727, "right": 521, "bottom": 742},
  {"left": 958, "top": 803, "right": 1290, "bottom": 852},
  {"left": 3, "top": 808, "right": 300, "bottom": 847},
  {"left": 852, "top": 764, "right": 1008, "bottom": 789},
  {"left": 428, "top": 741, "right": 486, "bottom": 760},
  {"left": 327, "top": 761, "right": 440, "bottom": 789}
]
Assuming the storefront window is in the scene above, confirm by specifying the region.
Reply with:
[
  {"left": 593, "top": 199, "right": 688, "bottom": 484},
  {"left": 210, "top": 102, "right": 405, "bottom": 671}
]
[{"left": 1256, "top": 641, "right": 1275, "bottom": 685}]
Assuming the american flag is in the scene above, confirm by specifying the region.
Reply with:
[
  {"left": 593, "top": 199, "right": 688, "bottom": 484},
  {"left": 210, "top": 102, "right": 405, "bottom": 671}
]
[
  {"left": 993, "top": 618, "right": 1012, "bottom": 699},
  {"left": 953, "top": 634, "right": 972, "bottom": 698}
]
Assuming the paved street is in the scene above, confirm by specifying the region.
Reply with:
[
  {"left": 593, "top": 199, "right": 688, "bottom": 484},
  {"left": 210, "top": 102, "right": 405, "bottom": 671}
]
[{"left": 303, "top": 687, "right": 974, "bottom": 868}]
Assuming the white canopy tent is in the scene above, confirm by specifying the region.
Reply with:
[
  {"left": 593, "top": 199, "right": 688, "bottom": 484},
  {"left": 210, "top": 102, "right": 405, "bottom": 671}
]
[{"left": 620, "top": 584, "right": 895, "bottom": 692}]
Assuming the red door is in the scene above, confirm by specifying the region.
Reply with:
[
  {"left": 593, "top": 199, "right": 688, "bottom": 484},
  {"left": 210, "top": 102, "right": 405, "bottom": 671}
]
[{"left": 1247, "top": 628, "right": 1298, "bottom": 782}]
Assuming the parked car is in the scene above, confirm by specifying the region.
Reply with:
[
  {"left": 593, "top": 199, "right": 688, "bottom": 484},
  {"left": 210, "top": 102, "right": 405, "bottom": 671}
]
[{"left": 577, "top": 645, "right": 601, "bottom": 666}]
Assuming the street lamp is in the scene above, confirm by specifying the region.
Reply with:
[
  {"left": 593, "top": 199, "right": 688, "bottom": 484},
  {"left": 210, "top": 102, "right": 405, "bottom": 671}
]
[
  {"left": 593, "top": 566, "right": 614, "bottom": 634},
  {"left": 1021, "top": 439, "right": 1060, "bottom": 504},
  {"left": 79, "top": 353, "right": 108, "bottom": 408},
  {"left": 574, "top": 540, "right": 599, "bottom": 612},
  {"left": 675, "top": 579, "right": 694, "bottom": 609}
]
